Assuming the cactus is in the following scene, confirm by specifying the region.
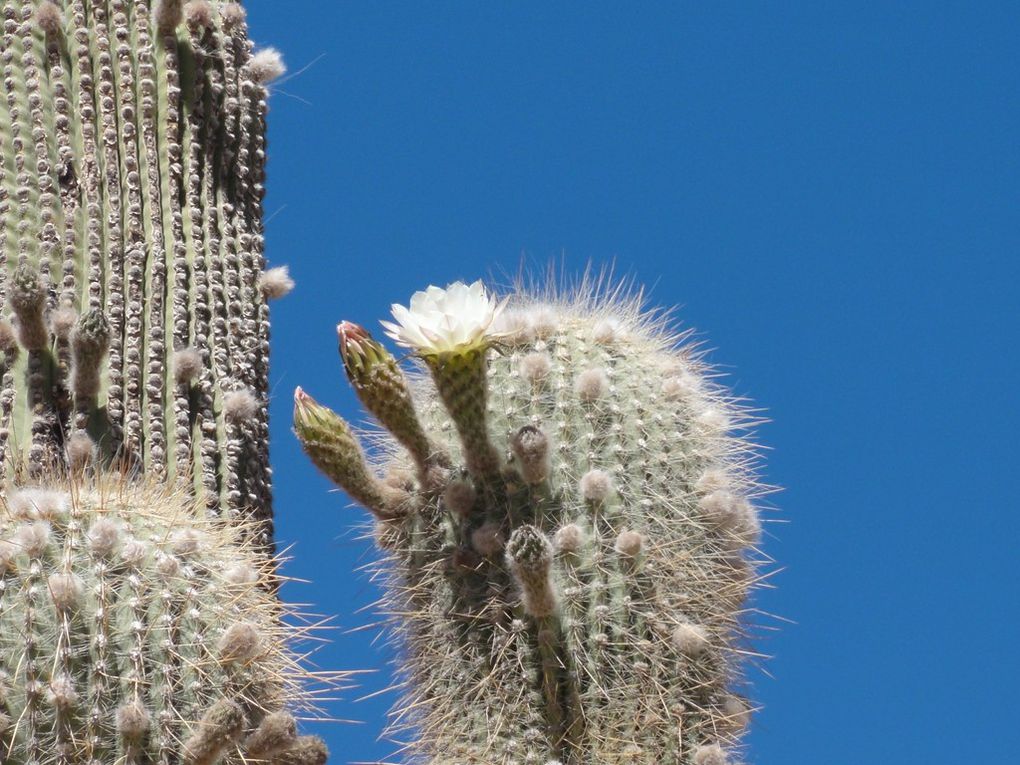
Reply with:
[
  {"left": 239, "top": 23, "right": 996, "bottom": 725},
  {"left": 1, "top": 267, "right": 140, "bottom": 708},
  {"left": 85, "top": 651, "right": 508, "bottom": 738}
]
[
  {"left": 0, "top": 476, "right": 328, "bottom": 764},
  {"left": 0, "top": 3, "right": 333, "bottom": 763},
  {"left": 295, "top": 280, "right": 768, "bottom": 764},
  {"left": 0, "top": 0, "right": 291, "bottom": 544}
]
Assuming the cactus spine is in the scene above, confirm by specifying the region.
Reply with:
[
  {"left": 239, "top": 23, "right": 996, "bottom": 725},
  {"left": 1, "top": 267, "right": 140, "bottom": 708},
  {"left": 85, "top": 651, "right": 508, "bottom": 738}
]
[
  {"left": 296, "top": 280, "right": 767, "bottom": 764},
  {"left": 0, "top": 0, "right": 290, "bottom": 543},
  {"left": 0, "top": 3, "right": 330, "bottom": 763}
]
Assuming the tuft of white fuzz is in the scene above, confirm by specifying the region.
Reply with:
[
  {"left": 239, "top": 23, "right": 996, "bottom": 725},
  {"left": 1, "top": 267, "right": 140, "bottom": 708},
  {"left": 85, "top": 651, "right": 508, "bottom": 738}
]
[
  {"left": 575, "top": 367, "right": 609, "bottom": 402},
  {"left": 14, "top": 522, "right": 51, "bottom": 557},
  {"left": 67, "top": 431, "right": 96, "bottom": 469},
  {"left": 223, "top": 388, "right": 259, "bottom": 423},
  {"left": 592, "top": 316, "right": 624, "bottom": 345},
  {"left": 695, "top": 468, "right": 730, "bottom": 494},
  {"left": 696, "top": 405, "right": 732, "bottom": 434},
  {"left": 614, "top": 529, "right": 644, "bottom": 558},
  {"left": 155, "top": 552, "right": 181, "bottom": 577},
  {"left": 9, "top": 488, "right": 69, "bottom": 521},
  {"left": 218, "top": 621, "right": 261, "bottom": 664},
  {"left": 46, "top": 675, "right": 78, "bottom": 710},
  {"left": 443, "top": 477, "right": 476, "bottom": 517},
  {"left": 259, "top": 265, "right": 295, "bottom": 299},
  {"left": 579, "top": 469, "right": 613, "bottom": 503},
  {"left": 721, "top": 695, "right": 751, "bottom": 731},
  {"left": 116, "top": 700, "right": 151, "bottom": 739},
  {"left": 120, "top": 538, "right": 149, "bottom": 567},
  {"left": 661, "top": 372, "right": 700, "bottom": 401},
  {"left": 224, "top": 563, "right": 259, "bottom": 586},
  {"left": 382, "top": 280, "right": 506, "bottom": 355},
  {"left": 699, "top": 490, "right": 758, "bottom": 543},
  {"left": 0, "top": 320, "right": 18, "bottom": 354},
  {"left": 491, "top": 307, "right": 531, "bottom": 344},
  {"left": 526, "top": 305, "right": 558, "bottom": 339},
  {"left": 510, "top": 425, "right": 551, "bottom": 485},
  {"left": 220, "top": 2, "right": 246, "bottom": 29},
  {"left": 170, "top": 528, "right": 203, "bottom": 556},
  {"left": 35, "top": 1, "right": 63, "bottom": 35},
  {"left": 470, "top": 521, "right": 504, "bottom": 557},
  {"left": 519, "top": 351, "right": 552, "bottom": 384},
  {"left": 672, "top": 622, "right": 710, "bottom": 657},
  {"left": 249, "top": 48, "right": 286, "bottom": 84},
  {"left": 554, "top": 523, "right": 585, "bottom": 554},
  {"left": 49, "top": 306, "right": 77, "bottom": 339},
  {"left": 0, "top": 540, "right": 18, "bottom": 573},
  {"left": 693, "top": 743, "right": 728, "bottom": 765},
  {"left": 48, "top": 572, "right": 84, "bottom": 611},
  {"left": 183, "top": 0, "right": 213, "bottom": 28},
  {"left": 244, "top": 710, "right": 298, "bottom": 757},
  {"left": 153, "top": 0, "right": 183, "bottom": 33},
  {"left": 87, "top": 518, "right": 122, "bottom": 557},
  {"left": 174, "top": 347, "right": 203, "bottom": 384}
]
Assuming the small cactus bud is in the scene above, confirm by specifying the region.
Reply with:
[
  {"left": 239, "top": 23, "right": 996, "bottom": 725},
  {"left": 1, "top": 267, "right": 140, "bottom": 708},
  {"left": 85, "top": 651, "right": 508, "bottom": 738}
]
[
  {"left": 506, "top": 525, "right": 556, "bottom": 617},
  {"left": 243, "top": 710, "right": 297, "bottom": 757},
  {"left": 470, "top": 521, "right": 504, "bottom": 557},
  {"left": 672, "top": 622, "right": 710, "bottom": 657},
  {"left": 443, "top": 476, "right": 477, "bottom": 517},
  {"left": 174, "top": 347, "right": 204, "bottom": 384},
  {"left": 35, "top": 1, "right": 63, "bottom": 36},
  {"left": 579, "top": 469, "right": 613, "bottom": 503},
  {"left": 10, "top": 264, "right": 48, "bottom": 350},
  {"left": 693, "top": 743, "right": 729, "bottom": 765},
  {"left": 181, "top": 698, "right": 245, "bottom": 765},
  {"left": 223, "top": 388, "right": 259, "bottom": 424},
  {"left": 14, "top": 522, "right": 51, "bottom": 558},
  {"left": 614, "top": 529, "right": 644, "bottom": 559},
  {"left": 721, "top": 695, "right": 751, "bottom": 731},
  {"left": 116, "top": 700, "right": 151, "bottom": 741},
  {"left": 47, "top": 572, "right": 84, "bottom": 611},
  {"left": 154, "top": 0, "right": 183, "bottom": 34},
  {"left": 9, "top": 488, "right": 69, "bottom": 520},
  {"left": 218, "top": 621, "right": 261, "bottom": 664},
  {"left": 0, "top": 320, "right": 18, "bottom": 358},
  {"left": 49, "top": 306, "right": 77, "bottom": 340},
  {"left": 510, "top": 425, "right": 551, "bottom": 485},
  {"left": 71, "top": 309, "right": 111, "bottom": 399},
  {"left": 519, "top": 351, "right": 552, "bottom": 384},
  {"left": 87, "top": 518, "right": 122, "bottom": 558},
  {"left": 294, "top": 387, "right": 398, "bottom": 519},
  {"left": 575, "top": 367, "right": 609, "bottom": 402},
  {"left": 259, "top": 265, "right": 295, "bottom": 299},
  {"left": 553, "top": 523, "right": 585, "bottom": 555},
  {"left": 526, "top": 305, "right": 558, "bottom": 339},
  {"left": 183, "top": 0, "right": 213, "bottom": 29},
  {"left": 67, "top": 431, "right": 96, "bottom": 470},
  {"left": 220, "top": 2, "right": 247, "bottom": 30},
  {"left": 45, "top": 675, "right": 78, "bottom": 710},
  {"left": 273, "top": 736, "right": 330, "bottom": 765},
  {"left": 249, "top": 48, "right": 286, "bottom": 84}
]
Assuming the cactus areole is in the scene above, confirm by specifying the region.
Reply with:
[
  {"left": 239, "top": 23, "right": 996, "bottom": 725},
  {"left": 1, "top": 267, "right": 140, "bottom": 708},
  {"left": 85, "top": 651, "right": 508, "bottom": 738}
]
[{"left": 296, "top": 280, "right": 771, "bottom": 765}]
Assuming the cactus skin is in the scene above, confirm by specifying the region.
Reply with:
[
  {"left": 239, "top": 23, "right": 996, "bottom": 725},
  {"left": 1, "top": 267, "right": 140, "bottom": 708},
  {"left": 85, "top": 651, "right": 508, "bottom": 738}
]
[
  {"left": 0, "top": 0, "right": 286, "bottom": 544},
  {"left": 0, "top": 476, "right": 328, "bottom": 764},
  {"left": 297, "top": 286, "right": 767, "bottom": 764}
]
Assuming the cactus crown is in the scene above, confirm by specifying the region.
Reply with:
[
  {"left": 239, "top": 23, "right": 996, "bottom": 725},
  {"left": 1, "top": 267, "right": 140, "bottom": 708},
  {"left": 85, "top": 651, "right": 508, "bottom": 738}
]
[{"left": 296, "top": 278, "right": 771, "bottom": 765}]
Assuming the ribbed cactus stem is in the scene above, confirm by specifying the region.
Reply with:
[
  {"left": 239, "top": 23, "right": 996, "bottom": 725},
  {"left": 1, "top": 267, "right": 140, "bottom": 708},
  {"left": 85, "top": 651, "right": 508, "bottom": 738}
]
[
  {"left": 0, "top": 0, "right": 291, "bottom": 544},
  {"left": 298, "top": 280, "right": 770, "bottom": 764}
]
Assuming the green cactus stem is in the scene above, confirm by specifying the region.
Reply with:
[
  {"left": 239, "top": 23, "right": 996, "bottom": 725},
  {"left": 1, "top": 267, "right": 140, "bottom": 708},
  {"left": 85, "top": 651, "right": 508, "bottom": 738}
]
[
  {"left": 0, "top": 475, "right": 330, "bottom": 764},
  {"left": 297, "top": 282, "right": 769, "bottom": 765},
  {"left": 0, "top": 0, "right": 292, "bottom": 545}
]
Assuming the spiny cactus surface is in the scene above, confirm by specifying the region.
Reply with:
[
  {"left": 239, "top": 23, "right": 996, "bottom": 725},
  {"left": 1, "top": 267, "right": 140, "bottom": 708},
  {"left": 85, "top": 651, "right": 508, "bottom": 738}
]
[
  {"left": 0, "top": 476, "right": 328, "bottom": 764},
  {"left": 0, "top": 0, "right": 290, "bottom": 542},
  {"left": 296, "top": 280, "right": 771, "bottom": 765}
]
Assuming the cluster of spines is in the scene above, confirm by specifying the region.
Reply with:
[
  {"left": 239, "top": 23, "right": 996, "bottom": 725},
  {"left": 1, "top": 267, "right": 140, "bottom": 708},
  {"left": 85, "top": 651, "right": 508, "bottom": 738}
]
[
  {"left": 0, "top": 1, "right": 291, "bottom": 546},
  {"left": 295, "top": 286, "right": 772, "bottom": 764},
  {"left": 0, "top": 476, "right": 330, "bottom": 764}
]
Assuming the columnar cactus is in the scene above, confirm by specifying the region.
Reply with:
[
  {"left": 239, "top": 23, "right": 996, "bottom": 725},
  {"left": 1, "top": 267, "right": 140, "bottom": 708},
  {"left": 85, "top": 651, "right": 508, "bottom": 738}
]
[
  {"left": 0, "top": 2, "right": 330, "bottom": 762},
  {"left": 0, "top": 478, "right": 328, "bottom": 763},
  {"left": 295, "top": 280, "right": 768, "bottom": 764},
  {"left": 0, "top": 0, "right": 291, "bottom": 542}
]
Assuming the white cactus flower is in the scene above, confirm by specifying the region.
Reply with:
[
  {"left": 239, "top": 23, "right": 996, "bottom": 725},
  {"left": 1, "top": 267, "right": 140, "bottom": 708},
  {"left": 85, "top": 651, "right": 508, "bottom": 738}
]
[{"left": 382, "top": 280, "right": 506, "bottom": 354}]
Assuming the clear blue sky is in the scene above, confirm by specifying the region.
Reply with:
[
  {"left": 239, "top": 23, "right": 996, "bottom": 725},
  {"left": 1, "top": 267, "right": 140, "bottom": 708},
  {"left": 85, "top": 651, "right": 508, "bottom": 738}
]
[{"left": 245, "top": 2, "right": 1020, "bottom": 762}]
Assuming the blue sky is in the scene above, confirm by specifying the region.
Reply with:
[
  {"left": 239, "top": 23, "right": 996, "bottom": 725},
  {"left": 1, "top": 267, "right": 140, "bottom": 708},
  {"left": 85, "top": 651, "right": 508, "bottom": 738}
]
[{"left": 246, "top": 2, "right": 1020, "bottom": 762}]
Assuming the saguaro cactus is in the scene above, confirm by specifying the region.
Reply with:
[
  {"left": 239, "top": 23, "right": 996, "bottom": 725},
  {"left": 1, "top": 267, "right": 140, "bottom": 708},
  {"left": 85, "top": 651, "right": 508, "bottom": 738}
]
[
  {"left": 0, "top": 3, "right": 328, "bottom": 762},
  {"left": 296, "top": 280, "right": 768, "bottom": 764},
  {"left": 0, "top": 0, "right": 291, "bottom": 542}
]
